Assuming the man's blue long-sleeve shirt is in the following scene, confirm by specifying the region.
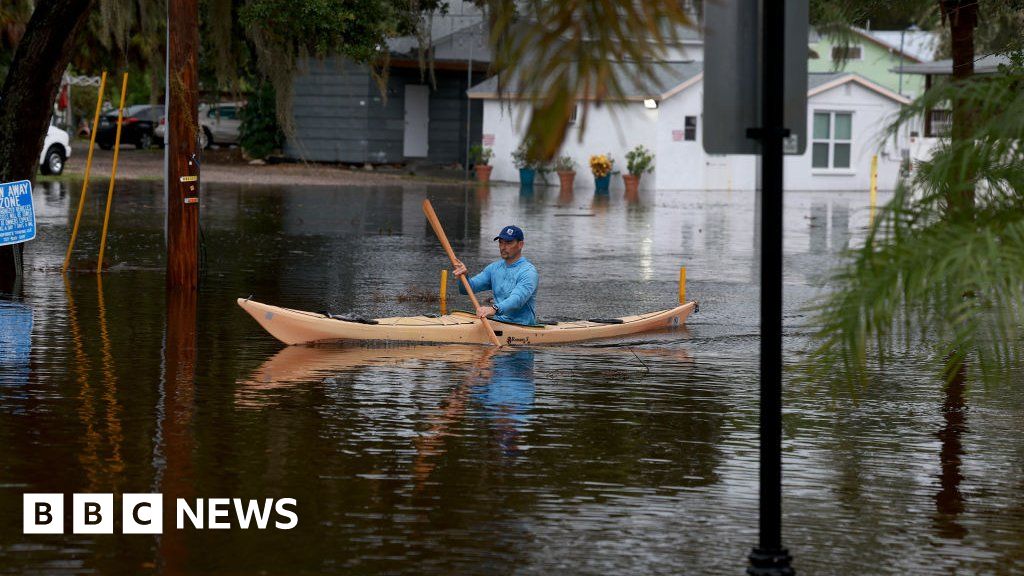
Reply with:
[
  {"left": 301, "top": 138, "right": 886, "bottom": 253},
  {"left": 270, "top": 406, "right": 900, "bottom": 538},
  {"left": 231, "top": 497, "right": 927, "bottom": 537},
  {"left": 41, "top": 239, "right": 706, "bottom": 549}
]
[{"left": 459, "top": 257, "right": 538, "bottom": 325}]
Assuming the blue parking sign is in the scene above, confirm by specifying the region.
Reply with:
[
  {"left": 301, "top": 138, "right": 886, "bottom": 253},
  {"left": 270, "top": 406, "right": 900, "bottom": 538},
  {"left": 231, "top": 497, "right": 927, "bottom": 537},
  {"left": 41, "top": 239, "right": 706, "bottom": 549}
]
[{"left": 0, "top": 180, "right": 35, "bottom": 247}]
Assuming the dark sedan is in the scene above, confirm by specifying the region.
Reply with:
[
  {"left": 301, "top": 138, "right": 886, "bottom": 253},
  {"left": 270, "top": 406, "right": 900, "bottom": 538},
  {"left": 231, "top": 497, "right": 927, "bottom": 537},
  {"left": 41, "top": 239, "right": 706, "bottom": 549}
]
[{"left": 96, "top": 104, "right": 164, "bottom": 150}]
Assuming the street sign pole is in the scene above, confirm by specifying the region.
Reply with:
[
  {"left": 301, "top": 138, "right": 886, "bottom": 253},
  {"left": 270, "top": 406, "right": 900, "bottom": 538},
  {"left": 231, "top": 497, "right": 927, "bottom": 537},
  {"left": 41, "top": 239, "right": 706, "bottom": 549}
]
[
  {"left": 747, "top": 1, "right": 793, "bottom": 574},
  {"left": 704, "top": 1, "right": 805, "bottom": 573}
]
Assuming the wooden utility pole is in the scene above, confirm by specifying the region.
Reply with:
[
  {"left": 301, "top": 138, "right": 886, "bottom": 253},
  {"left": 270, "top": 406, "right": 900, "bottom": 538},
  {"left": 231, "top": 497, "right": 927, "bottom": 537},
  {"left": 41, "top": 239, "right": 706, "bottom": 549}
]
[{"left": 165, "top": 0, "right": 200, "bottom": 290}]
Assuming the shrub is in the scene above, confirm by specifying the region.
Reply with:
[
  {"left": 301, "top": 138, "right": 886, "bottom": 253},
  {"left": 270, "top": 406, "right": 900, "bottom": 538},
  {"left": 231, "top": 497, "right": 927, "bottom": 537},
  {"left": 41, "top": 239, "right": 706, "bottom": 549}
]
[
  {"left": 512, "top": 139, "right": 542, "bottom": 169},
  {"left": 469, "top": 144, "right": 494, "bottom": 166},
  {"left": 239, "top": 83, "right": 284, "bottom": 160},
  {"left": 625, "top": 144, "right": 654, "bottom": 175},
  {"left": 553, "top": 155, "right": 576, "bottom": 172}
]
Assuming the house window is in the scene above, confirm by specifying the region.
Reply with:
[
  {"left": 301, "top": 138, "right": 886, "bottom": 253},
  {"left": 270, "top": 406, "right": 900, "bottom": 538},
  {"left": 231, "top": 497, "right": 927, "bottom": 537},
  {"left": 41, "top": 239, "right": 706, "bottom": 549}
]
[
  {"left": 684, "top": 116, "right": 697, "bottom": 140},
  {"left": 928, "top": 109, "right": 952, "bottom": 136},
  {"left": 830, "top": 45, "right": 862, "bottom": 60},
  {"left": 568, "top": 105, "right": 578, "bottom": 125},
  {"left": 812, "top": 111, "right": 853, "bottom": 169}
]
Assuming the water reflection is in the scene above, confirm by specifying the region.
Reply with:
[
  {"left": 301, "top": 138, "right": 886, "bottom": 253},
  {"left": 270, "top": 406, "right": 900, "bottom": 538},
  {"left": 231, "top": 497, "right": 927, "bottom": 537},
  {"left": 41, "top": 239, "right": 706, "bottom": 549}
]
[
  {"left": 156, "top": 288, "right": 198, "bottom": 574},
  {"left": 94, "top": 276, "right": 125, "bottom": 490},
  {"left": 0, "top": 299, "right": 31, "bottom": 387},
  {"left": 236, "top": 344, "right": 486, "bottom": 408},
  {"left": 473, "top": 350, "right": 535, "bottom": 457},
  {"left": 934, "top": 365, "right": 968, "bottom": 539},
  {"left": 830, "top": 201, "right": 850, "bottom": 252},
  {"left": 3, "top": 180, "right": 1023, "bottom": 574},
  {"left": 63, "top": 276, "right": 125, "bottom": 492}
]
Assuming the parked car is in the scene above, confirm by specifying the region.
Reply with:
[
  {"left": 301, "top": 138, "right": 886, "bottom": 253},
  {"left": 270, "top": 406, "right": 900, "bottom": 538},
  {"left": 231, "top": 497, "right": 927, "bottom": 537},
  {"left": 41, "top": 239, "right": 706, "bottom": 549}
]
[
  {"left": 199, "top": 102, "right": 244, "bottom": 148},
  {"left": 96, "top": 104, "right": 164, "bottom": 150},
  {"left": 40, "top": 124, "right": 72, "bottom": 176},
  {"left": 154, "top": 114, "right": 166, "bottom": 146}
]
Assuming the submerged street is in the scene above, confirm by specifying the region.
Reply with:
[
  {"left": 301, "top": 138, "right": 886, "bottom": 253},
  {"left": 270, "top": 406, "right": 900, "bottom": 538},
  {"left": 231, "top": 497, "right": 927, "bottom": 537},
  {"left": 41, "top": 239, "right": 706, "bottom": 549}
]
[{"left": 1, "top": 180, "right": 1021, "bottom": 573}]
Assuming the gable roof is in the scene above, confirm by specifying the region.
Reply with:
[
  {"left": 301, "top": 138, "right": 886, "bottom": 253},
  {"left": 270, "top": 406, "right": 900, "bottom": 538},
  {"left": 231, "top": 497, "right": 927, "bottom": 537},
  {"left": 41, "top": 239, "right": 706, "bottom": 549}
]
[
  {"left": 809, "top": 26, "right": 924, "bottom": 63},
  {"left": 807, "top": 72, "right": 911, "bottom": 104},
  {"left": 869, "top": 30, "right": 939, "bottom": 62},
  {"left": 467, "top": 61, "right": 703, "bottom": 101}
]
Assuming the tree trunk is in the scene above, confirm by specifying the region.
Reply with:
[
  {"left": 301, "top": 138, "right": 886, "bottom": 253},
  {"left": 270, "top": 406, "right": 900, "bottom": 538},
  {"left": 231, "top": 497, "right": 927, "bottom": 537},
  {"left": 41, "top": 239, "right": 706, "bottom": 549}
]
[
  {"left": 941, "top": 0, "right": 978, "bottom": 213},
  {"left": 0, "top": 0, "right": 96, "bottom": 282}
]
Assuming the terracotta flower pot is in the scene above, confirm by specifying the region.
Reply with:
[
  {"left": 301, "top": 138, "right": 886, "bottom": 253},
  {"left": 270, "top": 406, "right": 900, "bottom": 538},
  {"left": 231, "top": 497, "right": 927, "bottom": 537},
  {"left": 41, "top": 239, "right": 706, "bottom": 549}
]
[
  {"left": 557, "top": 170, "right": 576, "bottom": 191},
  {"left": 623, "top": 174, "right": 641, "bottom": 195},
  {"left": 475, "top": 164, "right": 493, "bottom": 183}
]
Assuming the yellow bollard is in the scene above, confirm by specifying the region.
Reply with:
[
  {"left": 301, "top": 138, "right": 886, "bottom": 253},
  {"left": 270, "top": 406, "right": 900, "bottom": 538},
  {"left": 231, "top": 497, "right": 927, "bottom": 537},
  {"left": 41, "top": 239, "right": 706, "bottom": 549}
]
[
  {"left": 440, "top": 269, "right": 449, "bottom": 315},
  {"left": 97, "top": 72, "right": 128, "bottom": 274},
  {"left": 869, "top": 154, "right": 878, "bottom": 223},
  {"left": 679, "top": 266, "right": 686, "bottom": 304},
  {"left": 63, "top": 70, "right": 107, "bottom": 273}
]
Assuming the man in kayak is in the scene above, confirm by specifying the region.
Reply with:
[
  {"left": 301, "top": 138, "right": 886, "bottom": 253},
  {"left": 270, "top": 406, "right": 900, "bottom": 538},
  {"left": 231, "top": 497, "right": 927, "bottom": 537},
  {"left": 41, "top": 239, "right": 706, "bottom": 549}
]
[{"left": 452, "top": 225, "right": 539, "bottom": 325}]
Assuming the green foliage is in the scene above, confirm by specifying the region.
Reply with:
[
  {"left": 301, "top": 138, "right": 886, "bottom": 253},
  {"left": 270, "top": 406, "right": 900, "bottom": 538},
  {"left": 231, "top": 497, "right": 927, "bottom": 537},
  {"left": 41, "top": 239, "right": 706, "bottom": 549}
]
[
  {"left": 512, "top": 139, "right": 542, "bottom": 169},
  {"left": 239, "top": 0, "right": 404, "bottom": 63},
  {"left": 469, "top": 144, "right": 493, "bottom": 166},
  {"left": 625, "top": 144, "right": 654, "bottom": 175},
  {"left": 0, "top": 1, "right": 32, "bottom": 78},
  {"left": 553, "top": 155, "right": 575, "bottom": 172},
  {"left": 239, "top": 83, "right": 284, "bottom": 159},
  {"left": 805, "top": 54, "right": 1024, "bottom": 387}
]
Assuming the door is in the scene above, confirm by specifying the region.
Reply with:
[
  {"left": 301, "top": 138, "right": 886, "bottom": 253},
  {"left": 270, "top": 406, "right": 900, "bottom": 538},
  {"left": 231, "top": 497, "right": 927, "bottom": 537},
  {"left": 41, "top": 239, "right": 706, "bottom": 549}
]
[{"left": 403, "top": 84, "right": 429, "bottom": 158}]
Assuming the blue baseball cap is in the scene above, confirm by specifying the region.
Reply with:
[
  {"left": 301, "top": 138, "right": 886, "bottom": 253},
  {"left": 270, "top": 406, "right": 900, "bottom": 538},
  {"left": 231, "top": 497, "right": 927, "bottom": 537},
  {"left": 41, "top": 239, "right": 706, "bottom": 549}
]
[{"left": 494, "top": 225, "right": 524, "bottom": 241}]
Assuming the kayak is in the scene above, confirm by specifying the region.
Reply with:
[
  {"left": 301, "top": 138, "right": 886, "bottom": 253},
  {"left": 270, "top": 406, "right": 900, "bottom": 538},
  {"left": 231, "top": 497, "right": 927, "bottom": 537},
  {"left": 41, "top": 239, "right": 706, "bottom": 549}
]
[{"left": 237, "top": 298, "right": 697, "bottom": 346}]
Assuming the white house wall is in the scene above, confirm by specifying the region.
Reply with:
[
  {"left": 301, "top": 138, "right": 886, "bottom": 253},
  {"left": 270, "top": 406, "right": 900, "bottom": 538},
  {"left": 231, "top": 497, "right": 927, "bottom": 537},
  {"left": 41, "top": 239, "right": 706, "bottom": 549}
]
[
  {"left": 478, "top": 76, "right": 905, "bottom": 192},
  {"left": 656, "top": 85, "right": 757, "bottom": 191},
  {"left": 481, "top": 100, "right": 660, "bottom": 192},
  {"left": 785, "top": 81, "right": 904, "bottom": 191}
]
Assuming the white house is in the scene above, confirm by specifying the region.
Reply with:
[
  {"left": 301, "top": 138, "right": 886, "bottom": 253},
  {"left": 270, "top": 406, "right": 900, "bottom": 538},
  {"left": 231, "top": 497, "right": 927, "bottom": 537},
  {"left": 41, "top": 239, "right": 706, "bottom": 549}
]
[{"left": 469, "top": 64, "right": 911, "bottom": 192}]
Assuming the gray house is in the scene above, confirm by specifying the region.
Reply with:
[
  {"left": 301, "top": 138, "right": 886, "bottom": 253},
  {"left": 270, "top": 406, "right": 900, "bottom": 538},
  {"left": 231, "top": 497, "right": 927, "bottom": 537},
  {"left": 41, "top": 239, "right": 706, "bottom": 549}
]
[{"left": 285, "top": 17, "right": 491, "bottom": 167}]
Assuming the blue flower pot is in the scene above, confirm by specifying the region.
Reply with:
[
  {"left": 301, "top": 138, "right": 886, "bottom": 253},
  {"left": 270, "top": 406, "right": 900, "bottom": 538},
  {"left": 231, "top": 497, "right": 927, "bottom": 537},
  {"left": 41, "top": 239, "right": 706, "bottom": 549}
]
[
  {"left": 519, "top": 168, "right": 536, "bottom": 187},
  {"left": 594, "top": 174, "right": 611, "bottom": 193}
]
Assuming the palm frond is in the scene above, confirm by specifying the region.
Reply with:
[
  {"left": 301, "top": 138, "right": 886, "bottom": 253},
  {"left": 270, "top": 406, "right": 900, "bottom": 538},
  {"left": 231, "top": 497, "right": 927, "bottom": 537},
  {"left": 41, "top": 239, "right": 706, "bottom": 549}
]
[
  {"left": 805, "top": 55, "right": 1024, "bottom": 388},
  {"left": 482, "top": 0, "right": 692, "bottom": 160}
]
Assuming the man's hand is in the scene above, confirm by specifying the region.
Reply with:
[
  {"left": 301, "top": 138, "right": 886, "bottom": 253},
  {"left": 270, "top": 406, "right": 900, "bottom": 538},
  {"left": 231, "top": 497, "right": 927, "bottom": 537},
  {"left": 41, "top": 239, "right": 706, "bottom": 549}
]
[
  {"left": 475, "top": 305, "right": 496, "bottom": 318},
  {"left": 452, "top": 259, "right": 467, "bottom": 277}
]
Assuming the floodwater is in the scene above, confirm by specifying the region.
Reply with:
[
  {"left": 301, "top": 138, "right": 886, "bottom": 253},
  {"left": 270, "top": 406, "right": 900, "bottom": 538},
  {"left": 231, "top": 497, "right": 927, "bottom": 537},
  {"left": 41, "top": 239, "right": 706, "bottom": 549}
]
[{"left": 1, "top": 180, "right": 1022, "bottom": 574}]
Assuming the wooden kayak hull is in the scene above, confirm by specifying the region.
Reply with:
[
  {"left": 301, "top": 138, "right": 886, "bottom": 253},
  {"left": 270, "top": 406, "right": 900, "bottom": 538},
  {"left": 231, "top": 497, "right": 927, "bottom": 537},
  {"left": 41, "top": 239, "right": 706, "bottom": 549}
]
[{"left": 237, "top": 298, "right": 696, "bottom": 346}]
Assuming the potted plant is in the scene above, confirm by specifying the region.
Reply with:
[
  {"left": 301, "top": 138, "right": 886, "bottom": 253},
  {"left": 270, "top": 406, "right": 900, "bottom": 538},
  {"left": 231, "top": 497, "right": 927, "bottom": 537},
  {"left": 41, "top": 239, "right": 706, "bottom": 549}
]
[
  {"left": 553, "top": 155, "right": 576, "bottom": 191},
  {"left": 512, "top": 140, "right": 539, "bottom": 187},
  {"left": 589, "top": 153, "right": 614, "bottom": 193},
  {"left": 623, "top": 145, "right": 654, "bottom": 195},
  {"left": 470, "top": 144, "right": 494, "bottom": 183}
]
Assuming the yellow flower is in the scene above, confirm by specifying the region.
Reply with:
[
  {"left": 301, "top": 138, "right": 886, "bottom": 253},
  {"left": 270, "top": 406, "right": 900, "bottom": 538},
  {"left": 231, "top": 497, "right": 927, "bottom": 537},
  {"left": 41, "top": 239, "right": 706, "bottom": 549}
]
[{"left": 589, "top": 154, "right": 612, "bottom": 177}]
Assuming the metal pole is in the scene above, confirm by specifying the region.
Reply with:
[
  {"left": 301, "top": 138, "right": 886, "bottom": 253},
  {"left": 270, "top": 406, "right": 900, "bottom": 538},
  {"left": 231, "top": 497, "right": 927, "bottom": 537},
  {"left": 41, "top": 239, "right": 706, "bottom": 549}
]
[
  {"left": 898, "top": 29, "right": 906, "bottom": 96},
  {"left": 465, "top": 38, "right": 474, "bottom": 182},
  {"left": 748, "top": 1, "right": 793, "bottom": 574},
  {"left": 166, "top": 0, "right": 200, "bottom": 290}
]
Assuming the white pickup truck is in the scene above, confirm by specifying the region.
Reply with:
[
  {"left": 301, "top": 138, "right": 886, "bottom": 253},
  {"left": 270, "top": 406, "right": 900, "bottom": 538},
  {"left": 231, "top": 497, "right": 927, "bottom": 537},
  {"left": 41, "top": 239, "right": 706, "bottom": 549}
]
[{"left": 40, "top": 124, "right": 72, "bottom": 176}]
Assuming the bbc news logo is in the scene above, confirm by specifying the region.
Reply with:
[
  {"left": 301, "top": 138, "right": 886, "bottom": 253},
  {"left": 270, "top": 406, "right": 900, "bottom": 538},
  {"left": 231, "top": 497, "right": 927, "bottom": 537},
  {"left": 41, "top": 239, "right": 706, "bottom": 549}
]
[{"left": 23, "top": 494, "right": 297, "bottom": 534}]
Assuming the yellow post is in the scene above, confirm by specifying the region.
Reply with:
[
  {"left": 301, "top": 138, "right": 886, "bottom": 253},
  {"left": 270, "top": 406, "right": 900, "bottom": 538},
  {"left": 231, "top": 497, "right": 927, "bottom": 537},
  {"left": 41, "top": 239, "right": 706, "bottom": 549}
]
[
  {"left": 97, "top": 72, "right": 128, "bottom": 274},
  {"left": 63, "top": 70, "right": 107, "bottom": 273},
  {"left": 440, "top": 269, "right": 449, "bottom": 315},
  {"left": 679, "top": 266, "right": 686, "bottom": 304},
  {"left": 869, "top": 154, "right": 879, "bottom": 223}
]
